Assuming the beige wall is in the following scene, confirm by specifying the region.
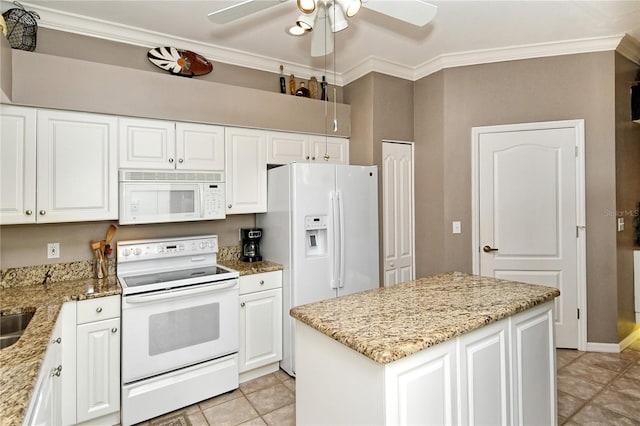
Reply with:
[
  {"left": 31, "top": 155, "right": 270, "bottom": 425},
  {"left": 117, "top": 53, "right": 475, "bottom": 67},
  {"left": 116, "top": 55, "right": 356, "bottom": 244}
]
[
  {"left": 615, "top": 53, "right": 640, "bottom": 340},
  {"left": 0, "top": 216, "right": 254, "bottom": 268},
  {"left": 414, "top": 52, "right": 622, "bottom": 343}
]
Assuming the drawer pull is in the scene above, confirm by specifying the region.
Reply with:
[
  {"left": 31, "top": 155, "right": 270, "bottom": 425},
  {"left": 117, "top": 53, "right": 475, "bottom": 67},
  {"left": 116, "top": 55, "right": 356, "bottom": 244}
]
[
  {"left": 111, "top": 328, "right": 118, "bottom": 333},
  {"left": 241, "top": 302, "right": 246, "bottom": 307},
  {"left": 96, "top": 307, "right": 103, "bottom": 313},
  {"left": 259, "top": 280, "right": 265, "bottom": 285}
]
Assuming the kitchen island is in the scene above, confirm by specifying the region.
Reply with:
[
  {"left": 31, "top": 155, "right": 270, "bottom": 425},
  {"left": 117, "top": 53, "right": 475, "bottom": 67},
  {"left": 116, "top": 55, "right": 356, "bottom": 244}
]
[{"left": 290, "top": 272, "right": 561, "bottom": 426}]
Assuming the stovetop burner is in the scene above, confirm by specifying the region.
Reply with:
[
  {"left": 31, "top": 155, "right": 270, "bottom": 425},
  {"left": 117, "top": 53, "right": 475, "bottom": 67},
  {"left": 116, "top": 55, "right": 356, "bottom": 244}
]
[{"left": 121, "top": 266, "right": 233, "bottom": 288}]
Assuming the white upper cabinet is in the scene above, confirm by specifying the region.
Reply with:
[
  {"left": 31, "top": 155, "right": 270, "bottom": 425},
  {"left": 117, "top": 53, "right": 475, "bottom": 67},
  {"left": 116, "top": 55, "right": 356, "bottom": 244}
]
[
  {"left": 0, "top": 105, "right": 36, "bottom": 224},
  {"left": 266, "top": 131, "right": 309, "bottom": 164},
  {"left": 1, "top": 107, "right": 117, "bottom": 224},
  {"left": 119, "top": 118, "right": 224, "bottom": 171},
  {"left": 176, "top": 122, "right": 225, "bottom": 171},
  {"left": 309, "top": 135, "right": 349, "bottom": 165},
  {"left": 119, "top": 117, "right": 176, "bottom": 169},
  {"left": 267, "top": 131, "right": 349, "bottom": 165},
  {"left": 225, "top": 127, "right": 267, "bottom": 214},
  {"left": 37, "top": 110, "right": 119, "bottom": 223}
]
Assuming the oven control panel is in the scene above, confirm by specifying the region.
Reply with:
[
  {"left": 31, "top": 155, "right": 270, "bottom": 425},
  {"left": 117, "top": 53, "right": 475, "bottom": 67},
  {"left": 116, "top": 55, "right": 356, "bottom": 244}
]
[{"left": 117, "top": 235, "right": 219, "bottom": 262}]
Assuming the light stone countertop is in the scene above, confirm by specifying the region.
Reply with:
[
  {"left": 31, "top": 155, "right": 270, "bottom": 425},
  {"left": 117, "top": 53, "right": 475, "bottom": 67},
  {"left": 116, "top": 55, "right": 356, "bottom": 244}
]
[
  {"left": 219, "top": 259, "right": 283, "bottom": 276},
  {"left": 0, "top": 274, "right": 121, "bottom": 426},
  {"left": 290, "top": 272, "right": 560, "bottom": 364}
]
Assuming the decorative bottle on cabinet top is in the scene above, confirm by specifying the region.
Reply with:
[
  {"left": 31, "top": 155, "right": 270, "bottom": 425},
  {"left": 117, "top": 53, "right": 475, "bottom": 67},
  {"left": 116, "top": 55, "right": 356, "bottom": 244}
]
[
  {"left": 289, "top": 74, "right": 296, "bottom": 95},
  {"left": 279, "top": 65, "right": 286, "bottom": 94},
  {"left": 320, "top": 75, "right": 328, "bottom": 101},
  {"left": 309, "top": 76, "right": 318, "bottom": 99},
  {"left": 296, "top": 82, "right": 310, "bottom": 97}
]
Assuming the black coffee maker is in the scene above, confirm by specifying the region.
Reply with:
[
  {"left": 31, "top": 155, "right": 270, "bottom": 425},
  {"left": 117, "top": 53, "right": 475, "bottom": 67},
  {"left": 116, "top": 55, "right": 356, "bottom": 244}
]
[{"left": 240, "top": 228, "right": 263, "bottom": 262}]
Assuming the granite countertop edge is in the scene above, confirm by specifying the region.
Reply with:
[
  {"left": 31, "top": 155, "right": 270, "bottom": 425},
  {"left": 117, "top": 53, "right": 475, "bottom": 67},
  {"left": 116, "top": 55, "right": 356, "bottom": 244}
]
[
  {"left": 290, "top": 272, "right": 561, "bottom": 365},
  {"left": 0, "top": 276, "right": 121, "bottom": 426},
  {"left": 218, "top": 259, "right": 283, "bottom": 276}
]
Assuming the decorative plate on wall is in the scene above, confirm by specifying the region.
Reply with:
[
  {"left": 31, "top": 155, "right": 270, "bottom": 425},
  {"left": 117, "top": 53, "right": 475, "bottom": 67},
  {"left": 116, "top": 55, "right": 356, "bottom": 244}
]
[{"left": 147, "top": 46, "right": 213, "bottom": 77}]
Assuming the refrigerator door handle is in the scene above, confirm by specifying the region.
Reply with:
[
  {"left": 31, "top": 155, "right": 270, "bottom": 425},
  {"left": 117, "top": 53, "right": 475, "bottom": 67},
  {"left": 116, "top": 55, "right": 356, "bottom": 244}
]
[
  {"left": 330, "top": 191, "right": 340, "bottom": 289},
  {"left": 337, "top": 190, "right": 345, "bottom": 288}
]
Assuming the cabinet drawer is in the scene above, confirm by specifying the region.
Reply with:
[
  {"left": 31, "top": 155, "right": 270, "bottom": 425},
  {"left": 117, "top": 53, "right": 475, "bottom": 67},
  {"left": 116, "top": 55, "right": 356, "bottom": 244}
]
[
  {"left": 239, "top": 271, "right": 282, "bottom": 295},
  {"left": 77, "top": 295, "right": 120, "bottom": 324}
]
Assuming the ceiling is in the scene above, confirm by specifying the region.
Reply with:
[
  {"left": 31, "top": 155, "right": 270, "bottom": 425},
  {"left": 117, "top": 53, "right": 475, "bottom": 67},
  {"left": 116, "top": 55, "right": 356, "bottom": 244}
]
[{"left": 8, "top": 1, "right": 640, "bottom": 84}]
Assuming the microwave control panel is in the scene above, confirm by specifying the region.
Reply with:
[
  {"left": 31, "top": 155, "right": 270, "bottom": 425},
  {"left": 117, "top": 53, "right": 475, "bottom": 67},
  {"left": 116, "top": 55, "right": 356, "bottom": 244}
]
[{"left": 203, "top": 183, "right": 226, "bottom": 219}]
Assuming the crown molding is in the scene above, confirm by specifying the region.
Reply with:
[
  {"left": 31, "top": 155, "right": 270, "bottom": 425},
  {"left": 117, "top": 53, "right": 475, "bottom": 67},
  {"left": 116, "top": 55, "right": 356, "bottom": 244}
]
[{"left": 23, "top": 1, "right": 637, "bottom": 87}]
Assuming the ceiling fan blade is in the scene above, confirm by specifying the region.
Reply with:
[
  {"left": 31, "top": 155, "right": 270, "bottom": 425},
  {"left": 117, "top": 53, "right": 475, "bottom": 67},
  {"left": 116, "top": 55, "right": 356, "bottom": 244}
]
[
  {"left": 362, "top": 0, "right": 437, "bottom": 27},
  {"left": 208, "top": 0, "right": 288, "bottom": 24}
]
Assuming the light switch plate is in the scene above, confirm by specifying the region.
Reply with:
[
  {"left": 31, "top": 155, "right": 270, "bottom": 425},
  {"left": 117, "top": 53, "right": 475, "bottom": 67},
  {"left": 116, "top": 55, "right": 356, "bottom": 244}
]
[
  {"left": 452, "top": 221, "right": 461, "bottom": 234},
  {"left": 617, "top": 217, "right": 624, "bottom": 232}
]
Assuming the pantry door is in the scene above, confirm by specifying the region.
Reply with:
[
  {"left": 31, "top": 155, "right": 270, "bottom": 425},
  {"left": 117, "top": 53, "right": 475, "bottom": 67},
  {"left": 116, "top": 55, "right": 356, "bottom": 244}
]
[
  {"left": 472, "top": 120, "right": 586, "bottom": 350},
  {"left": 382, "top": 141, "right": 415, "bottom": 286}
]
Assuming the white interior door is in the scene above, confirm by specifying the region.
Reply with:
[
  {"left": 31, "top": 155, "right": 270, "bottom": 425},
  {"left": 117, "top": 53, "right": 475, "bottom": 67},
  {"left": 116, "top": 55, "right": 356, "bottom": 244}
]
[
  {"left": 474, "top": 120, "right": 585, "bottom": 349},
  {"left": 382, "top": 141, "right": 415, "bottom": 286}
]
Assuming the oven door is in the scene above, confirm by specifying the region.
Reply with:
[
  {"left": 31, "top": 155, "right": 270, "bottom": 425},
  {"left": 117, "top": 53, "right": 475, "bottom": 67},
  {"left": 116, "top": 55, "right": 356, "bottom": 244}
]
[{"left": 121, "top": 279, "right": 239, "bottom": 383}]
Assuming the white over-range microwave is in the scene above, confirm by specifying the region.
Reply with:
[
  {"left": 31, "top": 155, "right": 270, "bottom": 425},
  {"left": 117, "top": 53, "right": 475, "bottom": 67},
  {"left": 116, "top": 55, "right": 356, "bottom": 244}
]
[{"left": 119, "top": 170, "right": 226, "bottom": 225}]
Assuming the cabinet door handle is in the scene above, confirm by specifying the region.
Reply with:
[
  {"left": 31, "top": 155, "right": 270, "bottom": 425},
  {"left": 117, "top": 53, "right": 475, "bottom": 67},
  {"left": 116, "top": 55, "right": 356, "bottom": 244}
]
[
  {"left": 228, "top": 204, "right": 232, "bottom": 209},
  {"left": 240, "top": 302, "right": 246, "bottom": 307},
  {"left": 259, "top": 280, "right": 265, "bottom": 285},
  {"left": 169, "top": 158, "right": 174, "bottom": 163},
  {"left": 25, "top": 209, "right": 33, "bottom": 215},
  {"left": 52, "top": 337, "right": 61, "bottom": 344},
  {"left": 52, "top": 365, "right": 62, "bottom": 377},
  {"left": 39, "top": 210, "right": 46, "bottom": 215},
  {"left": 306, "top": 155, "right": 310, "bottom": 160},
  {"left": 96, "top": 307, "right": 103, "bottom": 313},
  {"left": 312, "top": 156, "right": 316, "bottom": 161},
  {"left": 178, "top": 158, "right": 184, "bottom": 163},
  {"left": 111, "top": 328, "right": 118, "bottom": 333}
]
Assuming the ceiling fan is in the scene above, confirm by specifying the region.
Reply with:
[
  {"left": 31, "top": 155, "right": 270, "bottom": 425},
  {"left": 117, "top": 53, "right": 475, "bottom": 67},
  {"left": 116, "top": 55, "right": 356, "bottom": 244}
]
[{"left": 208, "top": 0, "right": 438, "bottom": 57}]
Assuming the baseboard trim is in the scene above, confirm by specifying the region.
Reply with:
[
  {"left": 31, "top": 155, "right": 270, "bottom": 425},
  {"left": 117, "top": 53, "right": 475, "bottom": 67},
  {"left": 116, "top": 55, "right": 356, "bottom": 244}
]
[
  {"left": 585, "top": 342, "right": 620, "bottom": 353},
  {"left": 619, "top": 327, "right": 640, "bottom": 351},
  {"left": 586, "top": 329, "right": 640, "bottom": 353}
]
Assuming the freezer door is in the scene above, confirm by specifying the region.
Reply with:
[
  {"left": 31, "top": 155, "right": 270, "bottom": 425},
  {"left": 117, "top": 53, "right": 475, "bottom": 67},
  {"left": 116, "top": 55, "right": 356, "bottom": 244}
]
[
  {"left": 335, "top": 165, "right": 380, "bottom": 296},
  {"left": 291, "top": 163, "right": 338, "bottom": 305}
]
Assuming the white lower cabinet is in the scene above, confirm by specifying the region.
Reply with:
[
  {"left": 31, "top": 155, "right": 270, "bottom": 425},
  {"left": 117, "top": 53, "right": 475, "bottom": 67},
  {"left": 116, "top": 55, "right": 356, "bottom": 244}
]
[
  {"left": 238, "top": 271, "right": 283, "bottom": 382},
  {"left": 25, "top": 306, "right": 65, "bottom": 426},
  {"left": 295, "top": 301, "right": 556, "bottom": 425},
  {"left": 76, "top": 296, "right": 121, "bottom": 425}
]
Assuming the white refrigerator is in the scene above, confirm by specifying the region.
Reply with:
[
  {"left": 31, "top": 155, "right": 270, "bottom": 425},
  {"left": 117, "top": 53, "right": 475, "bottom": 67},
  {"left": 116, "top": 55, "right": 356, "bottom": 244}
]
[{"left": 256, "top": 163, "right": 380, "bottom": 376}]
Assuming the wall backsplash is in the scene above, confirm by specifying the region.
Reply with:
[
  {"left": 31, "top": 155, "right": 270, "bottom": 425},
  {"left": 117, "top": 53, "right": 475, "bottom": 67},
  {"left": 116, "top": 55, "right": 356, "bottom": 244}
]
[{"left": 0, "top": 215, "right": 255, "bottom": 269}]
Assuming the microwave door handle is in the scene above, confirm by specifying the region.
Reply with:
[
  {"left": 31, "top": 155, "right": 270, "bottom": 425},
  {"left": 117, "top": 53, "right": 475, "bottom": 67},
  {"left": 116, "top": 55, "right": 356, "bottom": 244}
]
[{"left": 125, "top": 280, "right": 238, "bottom": 304}]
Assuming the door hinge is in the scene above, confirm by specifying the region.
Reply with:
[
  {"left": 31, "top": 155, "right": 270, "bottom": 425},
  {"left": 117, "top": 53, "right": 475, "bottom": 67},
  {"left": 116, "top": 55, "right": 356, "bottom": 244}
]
[
  {"left": 577, "top": 308, "right": 580, "bottom": 319},
  {"left": 575, "top": 146, "right": 579, "bottom": 157}
]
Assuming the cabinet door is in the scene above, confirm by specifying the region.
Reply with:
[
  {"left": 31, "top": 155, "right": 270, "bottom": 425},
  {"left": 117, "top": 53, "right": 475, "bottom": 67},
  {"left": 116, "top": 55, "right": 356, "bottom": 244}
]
[
  {"left": 176, "top": 122, "right": 225, "bottom": 170},
  {"left": 119, "top": 117, "right": 175, "bottom": 169},
  {"left": 225, "top": 127, "right": 267, "bottom": 214},
  {"left": 458, "top": 320, "right": 509, "bottom": 426},
  {"left": 76, "top": 317, "right": 120, "bottom": 423},
  {"left": 266, "top": 131, "right": 309, "bottom": 164},
  {"left": 28, "top": 310, "right": 63, "bottom": 426},
  {"left": 0, "top": 105, "right": 36, "bottom": 224},
  {"left": 36, "top": 110, "right": 118, "bottom": 223},
  {"left": 385, "top": 339, "right": 456, "bottom": 426},
  {"left": 239, "top": 288, "right": 283, "bottom": 373},
  {"left": 510, "top": 302, "right": 556, "bottom": 426},
  {"left": 309, "top": 136, "right": 349, "bottom": 164}
]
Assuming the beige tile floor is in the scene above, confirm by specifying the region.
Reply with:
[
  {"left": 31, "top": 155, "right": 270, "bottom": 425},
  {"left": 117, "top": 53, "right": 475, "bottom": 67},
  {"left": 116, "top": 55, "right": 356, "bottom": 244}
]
[
  {"left": 142, "top": 338, "right": 640, "bottom": 426},
  {"left": 558, "top": 338, "right": 640, "bottom": 425}
]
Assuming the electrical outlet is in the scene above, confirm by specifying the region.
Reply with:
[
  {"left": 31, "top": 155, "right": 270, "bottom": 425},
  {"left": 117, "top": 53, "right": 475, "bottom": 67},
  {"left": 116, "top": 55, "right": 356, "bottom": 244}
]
[{"left": 47, "top": 243, "right": 60, "bottom": 259}]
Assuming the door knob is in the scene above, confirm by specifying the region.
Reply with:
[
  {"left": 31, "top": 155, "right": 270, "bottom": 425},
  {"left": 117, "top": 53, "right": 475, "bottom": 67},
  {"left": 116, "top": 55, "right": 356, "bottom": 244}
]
[{"left": 483, "top": 245, "right": 499, "bottom": 253}]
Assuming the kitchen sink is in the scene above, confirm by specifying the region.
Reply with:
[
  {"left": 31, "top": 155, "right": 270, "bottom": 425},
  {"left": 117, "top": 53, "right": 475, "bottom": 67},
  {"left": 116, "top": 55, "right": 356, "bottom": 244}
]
[{"left": 0, "top": 310, "right": 35, "bottom": 349}]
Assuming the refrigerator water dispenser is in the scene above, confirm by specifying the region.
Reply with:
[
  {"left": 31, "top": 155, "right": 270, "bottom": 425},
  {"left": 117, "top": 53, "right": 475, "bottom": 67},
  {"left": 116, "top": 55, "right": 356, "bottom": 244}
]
[{"left": 305, "top": 216, "right": 328, "bottom": 257}]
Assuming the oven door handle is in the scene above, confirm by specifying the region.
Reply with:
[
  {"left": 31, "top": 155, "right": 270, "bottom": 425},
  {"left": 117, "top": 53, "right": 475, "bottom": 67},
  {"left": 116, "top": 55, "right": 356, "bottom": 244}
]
[{"left": 124, "top": 280, "right": 238, "bottom": 304}]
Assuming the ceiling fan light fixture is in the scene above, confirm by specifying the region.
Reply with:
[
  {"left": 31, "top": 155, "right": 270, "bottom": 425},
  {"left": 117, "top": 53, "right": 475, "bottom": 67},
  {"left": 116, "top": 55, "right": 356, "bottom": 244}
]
[
  {"left": 336, "top": 0, "right": 361, "bottom": 17},
  {"left": 328, "top": 4, "right": 348, "bottom": 32},
  {"left": 297, "top": 0, "right": 316, "bottom": 13},
  {"left": 296, "top": 8, "right": 318, "bottom": 31}
]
